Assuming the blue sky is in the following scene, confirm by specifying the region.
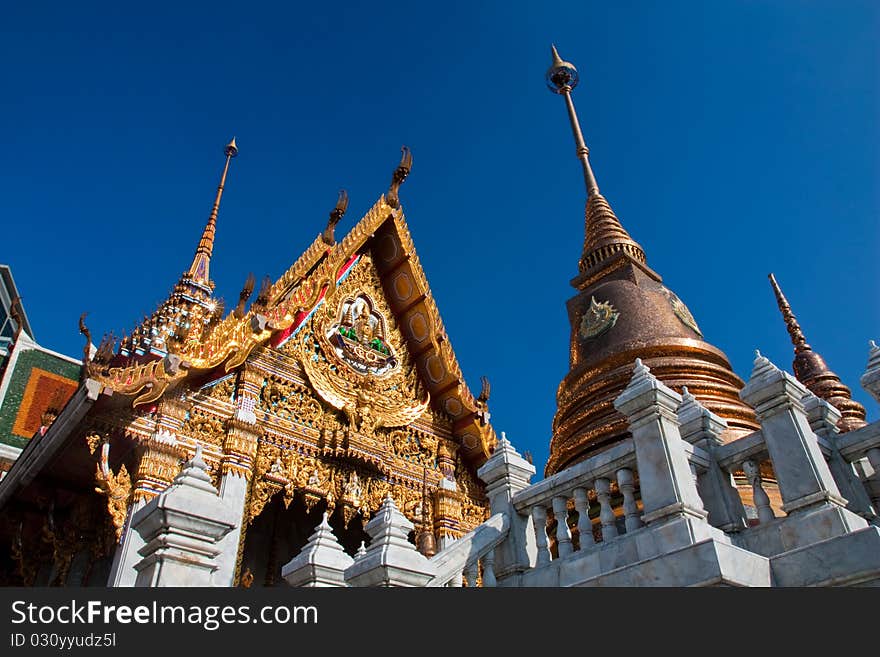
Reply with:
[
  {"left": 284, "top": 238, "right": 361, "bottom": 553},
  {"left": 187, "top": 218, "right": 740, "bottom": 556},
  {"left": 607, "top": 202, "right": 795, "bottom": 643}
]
[{"left": 2, "top": 1, "right": 877, "bottom": 472}]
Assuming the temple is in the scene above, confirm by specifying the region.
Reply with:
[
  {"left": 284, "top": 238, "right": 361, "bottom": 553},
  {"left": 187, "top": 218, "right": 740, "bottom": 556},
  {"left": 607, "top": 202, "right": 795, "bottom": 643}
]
[
  {"left": 0, "top": 265, "right": 82, "bottom": 480},
  {"left": 0, "top": 47, "right": 878, "bottom": 587},
  {"left": 0, "top": 143, "right": 496, "bottom": 586}
]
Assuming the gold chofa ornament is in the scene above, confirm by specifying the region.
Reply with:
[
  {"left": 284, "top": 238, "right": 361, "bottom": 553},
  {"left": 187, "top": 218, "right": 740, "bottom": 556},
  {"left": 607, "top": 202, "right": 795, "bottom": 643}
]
[{"left": 579, "top": 296, "right": 619, "bottom": 340}]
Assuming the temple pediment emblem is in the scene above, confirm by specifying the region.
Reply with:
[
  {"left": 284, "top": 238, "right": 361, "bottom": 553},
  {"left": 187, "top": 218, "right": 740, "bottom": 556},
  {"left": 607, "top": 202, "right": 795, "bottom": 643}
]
[
  {"left": 579, "top": 296, "right": 619, "bottom": 340},
  {"left": 664, "top": 288, "right": 702, "bottom": 336},
  {"left": 328, "top": 295, "right": 397, "bottom": 376},
  {"left": 297, "top": 258, "right": 430, "bottom": 434}
]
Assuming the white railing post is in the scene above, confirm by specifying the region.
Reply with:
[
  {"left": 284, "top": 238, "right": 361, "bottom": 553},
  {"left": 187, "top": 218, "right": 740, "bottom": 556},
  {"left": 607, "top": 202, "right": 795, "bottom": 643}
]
[
  {"left": 477, "top": 435, "right": 536, "bottom": 582},
  {"left": 531, "top": 505, "right": 551, "bottom": 567},
  {"left": 573, "top": 487, "right": 595, "bottom": 549},
  {"left": 677, "top": 387, "right": 748, "bottom": 532},
  {"left": 551, "top": 496, "right": 573, "bottom": 557},
  {"left": 481, "top": 550, "right": 497, "bottom": 587},
  {"left": 742, "top": 459, "right": 775, "bottom": 524},
  {"left": 740, "top": 351, "right": 849, "bottom": 515},
  {"left": 803, "top": 391, "right": 877, "bottom": 520},
  {"left": 594, "top": 478, "right": 618, "bottom": 540},
  {"left": 613, "top": 360, "right": 708, "bottom": 528},
  {"left": 616, "top": 468, "right": 643, "bottom": 533}
]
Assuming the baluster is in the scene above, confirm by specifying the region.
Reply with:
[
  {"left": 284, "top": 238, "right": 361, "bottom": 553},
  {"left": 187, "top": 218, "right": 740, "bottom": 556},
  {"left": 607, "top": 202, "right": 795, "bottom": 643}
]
[
  {"left": 464, "top": 560, "right": 479, "bottom": 587},
  {"left": 448, "top": 570, "right": 463, "bottom": 587},
  {"left": 551, "top": 496, "right": 573, "bottom": 557},
  {"left": 742, "top": 459, "right": 775, "bottom": 524},
  {"left": 616, "top": 468, "right": 643, "bottom": 533},
  {"left": 573, "top": 487, "right": 595, "bottom": 549},
  {"left": 531, "top": 505, "right": 551, "bottom": 567},
  {"left": 481, "top": 550, "right": 496, "bottom": 587},
  {"left": 594, "top": 477, "right": 618, "bottom": 540}
]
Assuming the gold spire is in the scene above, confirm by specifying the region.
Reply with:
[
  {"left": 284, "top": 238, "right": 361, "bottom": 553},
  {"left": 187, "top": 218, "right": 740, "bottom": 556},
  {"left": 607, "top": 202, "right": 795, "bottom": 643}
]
[
  {"left": 768, "top": 273, "right": 867, "bottom": 432},
  {"left": 187, "top": 137, "right": 239, "bottom": 285},
  {"left": 546, "top": 46, "right": 646, "bottom": 277}
]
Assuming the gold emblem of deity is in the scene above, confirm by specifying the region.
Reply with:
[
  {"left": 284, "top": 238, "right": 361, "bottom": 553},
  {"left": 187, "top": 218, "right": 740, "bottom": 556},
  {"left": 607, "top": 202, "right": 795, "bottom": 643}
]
[
  {"left": 664, "top": 288, "right": 702, "bottom": 336},
  {"left": 579, "top": 296, "right": 619, "bottom": 340},
  {"left": 298, "top": 291, "right": 429, "bottom": 434}
]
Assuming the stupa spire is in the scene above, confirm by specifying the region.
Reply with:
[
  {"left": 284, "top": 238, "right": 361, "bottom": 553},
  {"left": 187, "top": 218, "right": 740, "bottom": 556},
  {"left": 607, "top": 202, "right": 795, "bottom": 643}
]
[
  {"left": 768, "top": 273, "right": 866, "bottom": 432},
  {"left": 546, "top": 46, "right": 645, "bottom": 277},
  {"left": 187, "top": 137, "right": 239, "bottom": 285},
  {"left": 768, "top": 272, "right": 809, "bottom": 353}
]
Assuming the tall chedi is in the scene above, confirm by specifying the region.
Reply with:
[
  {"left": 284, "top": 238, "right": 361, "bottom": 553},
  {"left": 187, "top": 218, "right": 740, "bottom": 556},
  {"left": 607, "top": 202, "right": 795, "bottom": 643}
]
[
  {"left": 768, "top": 273, "right": 866, "bottom": 432},
  {"left": 121, "top": 138, "right": 238, "bottom": 358},
  {"left": 545, "top": 47, "right": 759, "bottom": 475}
]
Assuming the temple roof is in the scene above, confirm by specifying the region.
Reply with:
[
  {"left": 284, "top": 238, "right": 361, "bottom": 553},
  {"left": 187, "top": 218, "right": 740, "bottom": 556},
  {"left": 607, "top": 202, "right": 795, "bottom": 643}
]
[{"left": 83, "top": 154, "right": 496, "bottom": 465}]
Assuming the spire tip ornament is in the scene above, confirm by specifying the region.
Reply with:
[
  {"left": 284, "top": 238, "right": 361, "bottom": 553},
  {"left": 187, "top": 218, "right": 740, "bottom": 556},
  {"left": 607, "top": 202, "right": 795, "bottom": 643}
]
[
  {"left": 187, "top": 138, "right": 239, "bottom": 285},
  {"left": 546, "top": 44, "right": 579, "bottom": 93}
]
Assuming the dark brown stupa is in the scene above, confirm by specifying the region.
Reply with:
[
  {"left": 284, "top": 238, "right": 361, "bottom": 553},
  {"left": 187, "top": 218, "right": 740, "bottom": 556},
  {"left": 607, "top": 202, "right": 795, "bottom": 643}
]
[
  {"left": 545, "top": 47, "right": 759, "bottom": 475},
  {"left": 769, "top": 273, "right": 867, "bottom": 432}
]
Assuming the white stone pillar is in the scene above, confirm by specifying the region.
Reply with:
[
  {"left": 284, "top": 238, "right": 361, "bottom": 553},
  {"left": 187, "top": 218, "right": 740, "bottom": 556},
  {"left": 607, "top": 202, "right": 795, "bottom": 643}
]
[
  {"left": 476, "top": 434, "right": 536, "bottom": 581},
  {"left": 860, "top": 340, "right": 880, "bottom": 404},
  {"left": 282, "top": 513, "right": 353, "bottom": 587},
  {"left": 344, "top": 496, "right": 437, "bottom": 587},
  {"left": 740, "top": 351, "right": 867, "bottom": 549},
  {"left": 132, "top": 447, "right": 237, "bottom": 587},
  {"left": 740, "top": 351, "right": 848, "bottom": 514},
  {"left": 106, "top": 498, "right": 147, "bottom": 587},
  {"left": 677, "top": 387, "right": 748, "bottom": 533},
  {"left": 614, "top": 359, "right": 708, "bottom": 527},
  {"left": 803, "top": 391, "right": 876, "bottom": 519}
]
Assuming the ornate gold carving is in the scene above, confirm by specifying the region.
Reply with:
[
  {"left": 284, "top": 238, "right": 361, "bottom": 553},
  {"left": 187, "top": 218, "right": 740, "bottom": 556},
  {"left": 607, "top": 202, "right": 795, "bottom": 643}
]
[
  {"left": 206, "top": 375, "right": 236, "bottom": 401},
  {"left": 664, "top": 288, "right": 702, "bottom": 336},
  {"left": 182, "top": 410, "right": 225, "bottom": 447},
  {"left": 85, "top": 432, "right": 103, "bottom": 455},
  {"left": 260, "top": 378, "right": 325, "bottom": 428},
  {"left": 579, "top": 296, "right": 619, "bottom": 340},
  {"left": 297, "top": 255, "right": 429, "bottom": 435},
  {"left": 94, "top": 460, "right": 132, "bottom": 542}
]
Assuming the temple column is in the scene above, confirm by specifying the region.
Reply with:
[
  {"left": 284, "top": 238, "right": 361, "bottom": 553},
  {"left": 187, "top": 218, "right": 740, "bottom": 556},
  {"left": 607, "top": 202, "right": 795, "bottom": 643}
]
[
  {"left": 214, "top": 367, "right": 262, "bottom": 586},
  {"left": 433, "top": 442, "right": 462, "bottom": 549},
  {"left": 107, "top": 398, "right": 187, "bottom": 587}
]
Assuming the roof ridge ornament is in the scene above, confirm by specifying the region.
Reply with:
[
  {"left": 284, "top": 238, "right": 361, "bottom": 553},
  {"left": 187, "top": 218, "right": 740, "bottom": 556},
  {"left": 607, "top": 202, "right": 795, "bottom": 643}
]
[
  {"left": 386, "top": 146, "right": 412, "bottom": 209},
  {"left": 322, "top": 189, "right": 350, "bottom": 245}
]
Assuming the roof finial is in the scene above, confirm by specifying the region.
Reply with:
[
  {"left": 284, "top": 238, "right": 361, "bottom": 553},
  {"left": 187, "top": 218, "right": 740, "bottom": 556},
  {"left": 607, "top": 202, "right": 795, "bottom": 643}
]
[
  {"left": 187, "top": 137, "right": 239, "bottom": 285},
  {"left": 768, "top": 273, "right": 809, "bottom": 353},
  {"left": 546, "top": 45, "right": 598, "bottom": 196},
  {"left": 386, "top": 146, "right": 412, "bottom": 209},
  {"left": 321, "top": 189, "right": 350, "bottom": 245}
]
